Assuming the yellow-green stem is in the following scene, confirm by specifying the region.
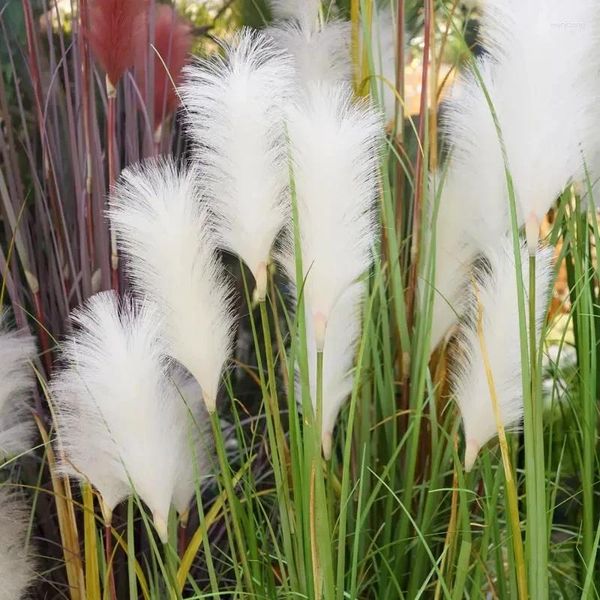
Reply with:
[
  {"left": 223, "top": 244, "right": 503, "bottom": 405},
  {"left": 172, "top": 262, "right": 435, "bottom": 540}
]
[{"left": 475, "top": 288, "right": 528, "bottom": 599}]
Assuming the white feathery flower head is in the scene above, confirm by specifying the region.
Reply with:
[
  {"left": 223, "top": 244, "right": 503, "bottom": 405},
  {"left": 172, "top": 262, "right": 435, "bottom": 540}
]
[
  {"left": 52, "top": 292, "right": 211, "bottom": 541},
  {"left": 266, "top": 19, "right": 351, "bottom": 88},
  {"left": 451, "top": 240, "right": 553, "bottom": 471},
  {"left": 109, "top": 157, "right": 236, "bottom": 412},
  {"left": 270, "top": 0, "right": 321, "bottom": 30},
  {"left": 0, "top": 313, "right": 36, "bottom": 460},
  {"left": 181, "top": 30, "right": 294, "bottom": 300},
  {"left": 170, "top": 371, "right": 215, "bottom": 516},
  {"left": 426, "top": 163, "right": 508, "bottom": 351},
  {"left": 305, "top": 283, "right": 364, "bottom": 458},
  {"left": 0, "top": 489, "right": 34, "bottom": 600},
  {"left": 284, "top": 83, "right": 382, "bottom": 350},
  {"left": 446, "top": 0, "right": 600, "bottom": 250},
  {"left": 429, "top": 0, "right": 600, "bottom": 350}
]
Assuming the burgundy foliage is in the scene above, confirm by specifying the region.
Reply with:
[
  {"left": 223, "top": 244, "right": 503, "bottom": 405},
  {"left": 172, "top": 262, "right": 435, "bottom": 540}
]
[{"left": 87, "top": 0, "right": 148, "bottom": 85}]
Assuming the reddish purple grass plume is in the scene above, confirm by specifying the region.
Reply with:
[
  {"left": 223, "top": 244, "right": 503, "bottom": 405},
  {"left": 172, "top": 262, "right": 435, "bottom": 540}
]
[{"left": 87, "top": 0, "right": 148, "bottom": 86}]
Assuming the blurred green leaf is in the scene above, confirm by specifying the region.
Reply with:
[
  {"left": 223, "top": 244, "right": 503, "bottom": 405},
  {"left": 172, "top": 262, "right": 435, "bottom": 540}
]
[{"left": 240, "top": 0, "right": 271, "bottom": 27}]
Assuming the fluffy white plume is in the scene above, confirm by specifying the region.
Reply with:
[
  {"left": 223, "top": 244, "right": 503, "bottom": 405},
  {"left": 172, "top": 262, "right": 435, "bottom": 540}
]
[
  {"left": 0, "top": 314, "right": 36, "bottom": 460},
  {"left": 109, "top": 157, "right": 235, "bottom": 412},
  {"left": 0, "top": 489, "right": 34, "bottom": 600},
  {"left": 270, "top": 0, "right": 321, "bottom": 30},
  {"left": 427, "top": 163, "right": 508, "bottom": 351},
  {"left": 452, "top": 0, "right": 600, "bottom": 234},
  {"left": 52, "top": 292, "right": 211, "bottom": 541},
  {"left": 427, "top": 240, "right": 470, "bottom": 353},
  {"left": 429, "top": 0, "right": 600, "bottom": 349},
  {"left": 181, "top": 31, "right": 294, "bottom": 300},
  {"left": 283, "top": 84, "right": 382, "bottom": 349},
  {"left": 266, "top": 19, "right": 351, "bottom": 87},
  {"left": 305, "top": 283, "right": 364, "bottom": 458},
  {"left": 451, "top": 240, "right": 553, "bottom": 471},
  {"left": 170, "top": 371, "right": 214, "bottom": 515}
]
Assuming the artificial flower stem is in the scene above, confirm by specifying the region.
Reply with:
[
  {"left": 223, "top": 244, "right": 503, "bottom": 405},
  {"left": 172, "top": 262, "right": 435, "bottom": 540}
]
[
  {"left": 475, "top": 287, "right": 528, "bottom": 598},
  {"left": 104, "top": 523, "right": 116, "bottom": 600},
  {"left": 209, "top": 410, "right": 255, "bottom": 593},
  {"left": 525, "top": 253, "right": 548, "bottom": 597}
]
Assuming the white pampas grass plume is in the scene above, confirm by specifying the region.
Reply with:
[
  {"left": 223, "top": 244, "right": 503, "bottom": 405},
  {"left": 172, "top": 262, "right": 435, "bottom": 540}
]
[
  {"left": 284, "top": 84, "right": 382, "bottom": 350},
  {"left": 270, "top": 3, "right": 397, "bottom": 118},
  {"left": 427, "top": 165, "right": 508, "bottom": 351},
  {"left": 266, "top": 0, "right": 350, "bottom": 88},
  {"left": 52, "top": 292, "right": 211, "bottom": 541},
  {"left": 305, "top": 284, "right": 364, "bottom": 459},
  {"left": 266, "top": 19, "right": 351, "bottom": 87},
  {"left": 427, "top": 230, "right": 472, "bottom": 353},
  {"left": 429, "top": 0, "right": 600, "bottom": 349},
  {"left": 0, "top": 314, "right": 36, "bottom": 460},
  {"left": 109, "top": 157, "right": 235, "bottom": 412},
  {"left": 445, "top": 0, "right": 600, "bottom": 251},
  {"left": 451, "top": 240, "right": 553, "bottom": 471},
  {"left": 0, "top": 489, "right": 34, "bottom": 600},
  {"left": 170, "top": 371, "right": 214, "bottom": 516},
  {"left": 270, "top": 0, "right": 321, "bottom": 30},
  {"left": 181, "top": 30, "right": 294, "bottom": 300}
]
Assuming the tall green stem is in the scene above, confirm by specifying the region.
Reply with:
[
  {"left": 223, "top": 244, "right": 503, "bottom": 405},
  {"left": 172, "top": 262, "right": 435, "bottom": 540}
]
[
  {"left": 209, "top": 411, "right": 255, "bottom": 593},
  {"left": 316, "top": 350, "right": 324, "bottom": 448},
  {"left": 259, "top": 300, "right": 289, "bottom": 470},
  {"left": 525, "top": 253, "right": 547, "bottom": 598},
  {"left": 258, "top": 298, "right": 298, "bottom": 591},
  {"left": 309, "top": 349, "right": 335, "bottom": 599}
]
